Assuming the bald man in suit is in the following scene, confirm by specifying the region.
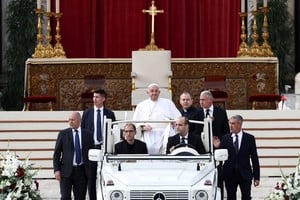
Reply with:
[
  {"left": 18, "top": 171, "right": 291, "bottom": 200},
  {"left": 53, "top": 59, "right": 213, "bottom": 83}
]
[{"left": 53, "top": 111, "right": 94, "bottom": 200}]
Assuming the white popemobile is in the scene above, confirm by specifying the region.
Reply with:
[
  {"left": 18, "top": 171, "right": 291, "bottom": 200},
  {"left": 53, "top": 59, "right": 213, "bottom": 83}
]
[{"left": 89, "top": 118, "right": 228, "bottom": 200}]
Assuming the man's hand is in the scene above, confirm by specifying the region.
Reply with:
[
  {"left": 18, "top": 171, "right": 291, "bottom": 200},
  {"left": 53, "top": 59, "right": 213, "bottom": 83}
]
[
  {"left": 55, "top": 171, "right": 61, "bottom": 181},
  {"left": 213, "top": 136, "right": 221, "bottom": 148},
  {"left": 254, "top": 180, "right": 260, "bottom": 187},
  {"left": 169, "top": 146, "right": 175, "bottom": 153},
  {"left": 141, "top": 124, "right": 152, "bottom": 131}
]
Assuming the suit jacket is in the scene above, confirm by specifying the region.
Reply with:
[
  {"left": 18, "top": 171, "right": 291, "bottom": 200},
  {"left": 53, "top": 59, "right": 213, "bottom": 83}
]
[
  {"left": 199, "top": 106, "right": 230, "bottom": 140},
  {"left": 53, "top": 128, "right": 94, "bottom": 178},
  {"left": 166, "top": 133, "right": 206, "bottom": 154},
  {"left": 221, "top": 132, "right": 260, "bottom": 182},
  {"left": 81, "top": 107, "right": 116, "bottom": 134},
  {"left": 115, "top": 139, "right": 148, "bottom": 154},
  {"left": 179, "top": 106, "right": 202, "bottom": 136}
]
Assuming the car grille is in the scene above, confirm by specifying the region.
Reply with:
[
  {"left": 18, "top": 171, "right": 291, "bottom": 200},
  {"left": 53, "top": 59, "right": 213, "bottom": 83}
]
[{"left": 130, "top": 190, "right": 189, "bottom": 200}]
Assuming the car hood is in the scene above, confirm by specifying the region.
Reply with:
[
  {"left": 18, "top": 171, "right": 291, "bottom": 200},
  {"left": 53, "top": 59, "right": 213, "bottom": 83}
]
[{"left": 102, "top": 161, "right": 216, "bottom": 186}]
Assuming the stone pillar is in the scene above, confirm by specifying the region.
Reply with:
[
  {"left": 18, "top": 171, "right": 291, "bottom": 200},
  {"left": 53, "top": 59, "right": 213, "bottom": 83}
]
[{"left": 294, "top": 73, "right": 300, "bottom": 109}]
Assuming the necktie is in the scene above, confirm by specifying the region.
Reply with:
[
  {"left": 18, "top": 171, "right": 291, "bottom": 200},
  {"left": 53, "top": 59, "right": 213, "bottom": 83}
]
[
  {"left": 74, "top": 130, "right": 81, "bottom": 164},
  {"left": 234, "top": 134, "right": 239, "bottom": 154},
  {"left": 97, "top": 109, "right": 102, "bottom": 142},
  {"left": 181, "top": 137, "right": 186, "bottom": 144},
  {"left": 205, "top": 109, "right": 210, "bottom": 118}
]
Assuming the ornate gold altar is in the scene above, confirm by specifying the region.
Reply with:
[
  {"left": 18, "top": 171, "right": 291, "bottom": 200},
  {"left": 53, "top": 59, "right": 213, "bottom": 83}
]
[{"left": 25, "top": 57, "right": 278, "bottom": 110}]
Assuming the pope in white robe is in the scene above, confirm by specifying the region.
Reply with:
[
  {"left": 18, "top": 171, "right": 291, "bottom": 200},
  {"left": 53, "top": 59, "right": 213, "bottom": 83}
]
[{"left": 132, "top": 83, "right": 181, "bottom": 154}]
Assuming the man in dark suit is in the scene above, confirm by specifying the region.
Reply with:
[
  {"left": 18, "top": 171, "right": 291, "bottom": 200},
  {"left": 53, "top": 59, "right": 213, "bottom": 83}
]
[
  {"left": 199, "top": 90, "right": 230, "bottom": 199},
  {"left": 166, "top": 116, "right": 206, "bottom": 154},
  {"left": 53, "top": 111, "right": 94, "bottom": 200},
  {"left": 81, "top": 89, "right": 116, "bottom": 200},
  {"left": 178, "top": 91, "right": 202, "bottom": 136},
  {"left": 199, "top": 90, "right": 230, "bottom": 140},
  {"left": 216, "top": 115, "right": 260, "bottom": 200},
  {"left": 115, "top": 123, "right": 148, "bottom": 154}
]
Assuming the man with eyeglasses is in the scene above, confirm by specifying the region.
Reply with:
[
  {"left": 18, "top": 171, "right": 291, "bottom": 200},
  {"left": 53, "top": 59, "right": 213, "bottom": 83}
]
[{"left": 115, "top": 123, "right": 148, "bottom": 154}]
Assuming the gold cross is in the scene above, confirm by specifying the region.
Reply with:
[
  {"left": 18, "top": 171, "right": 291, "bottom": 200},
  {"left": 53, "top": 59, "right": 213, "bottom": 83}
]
[{"left": 142, "top": 1, "right": 164, "bottom": 34}]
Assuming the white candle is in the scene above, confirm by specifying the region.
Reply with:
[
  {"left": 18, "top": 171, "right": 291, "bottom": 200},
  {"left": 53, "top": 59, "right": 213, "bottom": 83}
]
[
  {"left": 241, "top": 0, "right": 245, "bottom": 12},
  {"left": 253, "top": 0, "right": 257, "bottom": 11},
  {"left": 56, "top": 0, "right": 60, "bottom": 13},
  {"left": 47, "top": 0, "right": 51, "bottom": 12},
  {"left": 37, "top": 0, "right": 41, "bottom": 9},
  {"left": 263, "top": 0, "right": 267, "bottom": 7}
]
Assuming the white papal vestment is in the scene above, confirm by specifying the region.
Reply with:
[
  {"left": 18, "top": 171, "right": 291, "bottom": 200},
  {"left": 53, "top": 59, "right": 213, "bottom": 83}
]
[{"left": 132, "top": 98, "right": 181, "bottom": 154}]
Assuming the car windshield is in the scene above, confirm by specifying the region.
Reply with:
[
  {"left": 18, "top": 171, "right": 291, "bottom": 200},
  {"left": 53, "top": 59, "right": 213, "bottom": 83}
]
[{"left": 101, "top": 118, "right": 214, "bottom": 161}]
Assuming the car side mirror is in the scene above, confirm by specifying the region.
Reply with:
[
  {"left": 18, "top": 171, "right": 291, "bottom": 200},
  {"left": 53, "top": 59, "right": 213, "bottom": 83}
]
[
  {"left": 214, "top": 149, "right": 228, "bottom": 161},
  {"left": 89, "top": 149, "right": 103, "bottom": 162}
]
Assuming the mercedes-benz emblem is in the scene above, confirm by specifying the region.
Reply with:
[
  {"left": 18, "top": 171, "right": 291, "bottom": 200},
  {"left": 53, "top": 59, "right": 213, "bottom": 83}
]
[{"left": 153, "top": 192, "right": 165, "bottom": 200}]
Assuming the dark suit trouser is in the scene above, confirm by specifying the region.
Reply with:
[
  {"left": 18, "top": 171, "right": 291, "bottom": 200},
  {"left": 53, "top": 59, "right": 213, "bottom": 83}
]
[
  {"left": 60, "top": 165, "right": 87, "bottom": 200},
  {"left": 224, "top": 170, "right": 251, "bottom": 200},
  {"left": 88, "top": 161, "right": 97, "bottom": 200},
  {"left": 217, "top": 164, "right": 224, "bottom": 200}
]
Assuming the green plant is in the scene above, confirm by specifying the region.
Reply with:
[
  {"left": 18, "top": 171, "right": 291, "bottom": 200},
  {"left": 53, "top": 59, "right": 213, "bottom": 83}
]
[{"left": 2, "top": 0, "right": 36, "bottom": 110}]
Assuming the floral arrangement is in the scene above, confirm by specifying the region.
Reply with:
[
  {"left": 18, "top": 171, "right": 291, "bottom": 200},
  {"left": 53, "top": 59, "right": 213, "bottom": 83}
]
[
  {"left": 266, "top": 157, "right": 300, "bottom": 200},
  {"left": 0, "top": 151, "right": 41, "bottom": 200}
]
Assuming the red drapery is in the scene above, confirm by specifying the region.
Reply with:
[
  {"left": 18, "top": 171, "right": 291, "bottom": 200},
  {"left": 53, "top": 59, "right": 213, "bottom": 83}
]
[{"left": 59, "top": 0, "right": 240, "bottom": 58}]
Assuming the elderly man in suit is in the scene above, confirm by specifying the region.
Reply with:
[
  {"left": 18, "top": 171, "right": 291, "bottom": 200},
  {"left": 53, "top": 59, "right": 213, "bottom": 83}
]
[
  {"left": 216, "top": 115, "right": 260, "bottom": 200},
  {"left": 115, "top": 123, "right": 148, "bottom": 154},
  {"left": 53, "top": 111, "right": 94, "bottom": 200},
  {"left": 198, "top": 90, "right": 230, "bottom": 199},
  {"left": 166, "top": 116, "right": 205, "bottom": 154},
  {"left": 81, "top": 89, "right": 116, "bottom": 200},
  {"left": 198, "top": 90, "right": 230, "bottom": 140}
]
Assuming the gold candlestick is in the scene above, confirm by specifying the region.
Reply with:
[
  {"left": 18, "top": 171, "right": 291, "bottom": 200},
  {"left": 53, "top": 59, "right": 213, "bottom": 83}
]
[
  {"left": 261, "top": 7, "right": 274, "bottom": 57},
  {"left": 237, "top": 12, "right": 250, "bottom": 57},
  {"left": 249, "top": 11, "right": 262, "bottom": 57},
  {"left": 53, "top": 13, "right": 66, "bottom": 58},
  {"left": 44, "top": 12, "right": 54, "bottom": 58},
  {"left": 32, "top": 9, "right": 45, "bottom": 58}
]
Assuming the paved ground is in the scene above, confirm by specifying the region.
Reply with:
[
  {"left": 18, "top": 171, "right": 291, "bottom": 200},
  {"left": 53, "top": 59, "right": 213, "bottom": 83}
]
[{"left": 38, "top": 177, "right": 278, "bottom": 199}]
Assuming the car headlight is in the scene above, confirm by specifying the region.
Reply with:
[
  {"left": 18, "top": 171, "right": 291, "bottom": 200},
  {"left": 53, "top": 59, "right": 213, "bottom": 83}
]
[
  {"left": 110, "top": 190, "right": 123, "bottom": 200},
  {"left": 195, "top": 190, "right": 208, "bottom": 200}
]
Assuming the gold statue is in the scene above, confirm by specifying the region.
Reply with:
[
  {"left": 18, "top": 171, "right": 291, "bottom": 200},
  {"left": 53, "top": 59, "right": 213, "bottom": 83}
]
[{"left": 140, "top": 0, "right": 164, "bottom": 51}]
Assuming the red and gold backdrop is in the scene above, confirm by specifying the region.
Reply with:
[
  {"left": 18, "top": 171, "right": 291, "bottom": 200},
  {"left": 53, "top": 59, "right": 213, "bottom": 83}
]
[{"left": 55, "top": 0, "right": 240, "bottom": 58}]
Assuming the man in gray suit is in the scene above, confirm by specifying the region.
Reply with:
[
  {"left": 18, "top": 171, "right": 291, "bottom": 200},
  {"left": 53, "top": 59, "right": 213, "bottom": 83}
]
[{"left": 53, "top": 111, "right": 94, "bottom": 200}]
